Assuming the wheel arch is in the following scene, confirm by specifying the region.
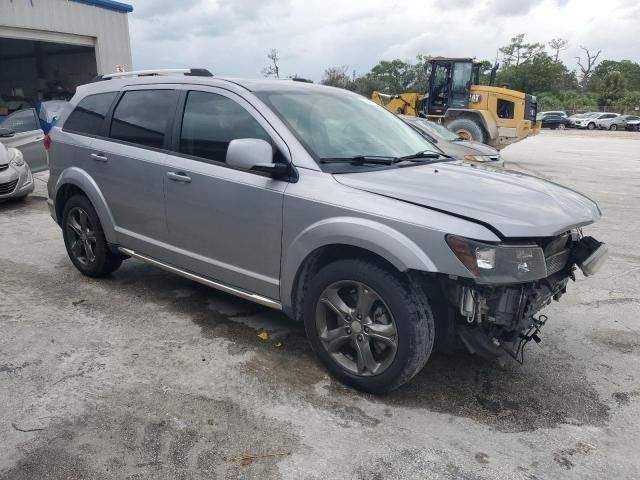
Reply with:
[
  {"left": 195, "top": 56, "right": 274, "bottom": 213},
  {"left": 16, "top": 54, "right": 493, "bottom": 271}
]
[
  {"left": 281, "top": 217, "right": 437, "bottom": 319},
  {"left": 53, "top": 167, "right": 117, "bottom": 244}
]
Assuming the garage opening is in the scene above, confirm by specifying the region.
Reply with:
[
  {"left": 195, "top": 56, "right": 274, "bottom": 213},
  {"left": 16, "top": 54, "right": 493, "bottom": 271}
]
[{"left": 0, "top": 37, "right": 97, "bottom": 117}]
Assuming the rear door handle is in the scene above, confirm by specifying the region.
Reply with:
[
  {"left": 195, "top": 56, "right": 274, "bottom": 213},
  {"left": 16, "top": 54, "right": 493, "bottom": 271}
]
[
  {"left": 167, "top": 171, "right": 192, "bottom": 183},
  {"left": 90, "top": 153, "right": 108, "bottom": 162}
]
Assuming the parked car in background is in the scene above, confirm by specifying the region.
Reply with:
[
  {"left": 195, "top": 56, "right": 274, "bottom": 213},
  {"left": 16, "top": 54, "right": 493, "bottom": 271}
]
[
  {"left": 537, "top": 111, "right": 567, "bottom": 119},
  {"left": 0, "top": 141, "right": 34, "bottom": 202},
  {"left": 400, "top": 115, "right": 503, "bottom": 166},
  {"left": 603, "top": 114, "right": 640, "bottom": 131},
  {"left": 538, "top": 112, "right": 571, "bottom": 129},
  {"left": 568, "top": 113, "right": 590, "bottom": 127},
  {"left": 626, "top": 118, "right": 640, "bottom": 131},
  {"left": 574, "top": 112, "right": 618, "bottom": 130},
  {"left": 594, "top": 113, "right": 621, "bottom": 129},
  {"left": 0, "top": 100, "right": 67, "bottom": 172}
]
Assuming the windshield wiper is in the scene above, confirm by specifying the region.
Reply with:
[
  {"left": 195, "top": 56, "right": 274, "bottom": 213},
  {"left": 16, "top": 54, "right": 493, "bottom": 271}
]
[
  {"left": 319, "top": 156, "right": 396, "bottom": 165},
  {"left": 392, "top": 151, "right": 452, "bottom": 163}
]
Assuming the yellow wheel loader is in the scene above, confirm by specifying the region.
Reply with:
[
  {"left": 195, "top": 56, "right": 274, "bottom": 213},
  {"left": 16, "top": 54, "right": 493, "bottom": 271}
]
[{"left": 371, "top": 57, "right": 541, "bottom": 149}]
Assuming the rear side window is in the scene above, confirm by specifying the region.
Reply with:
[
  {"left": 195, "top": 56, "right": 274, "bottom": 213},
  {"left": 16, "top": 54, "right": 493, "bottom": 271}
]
[
  {"left": 1, "top": 109, "right": 38, "bottom": 133},
  {"left": 497, "top": 99, "right": 514, "bottom": 119},
  {"left": 110, "top": 90, "right": 177, "bottom": 149},
  {"left": 64, "top": 92, "right": 117, "bottom": 136},
  {"left": 179, "top": 91, "right": 270, "bottom": 163}
]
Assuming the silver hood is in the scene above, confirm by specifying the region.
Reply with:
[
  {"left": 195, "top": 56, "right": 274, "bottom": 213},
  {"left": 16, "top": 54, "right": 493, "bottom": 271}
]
[{"left": 335, "top": 163, "right": 601, "bottom": 238}]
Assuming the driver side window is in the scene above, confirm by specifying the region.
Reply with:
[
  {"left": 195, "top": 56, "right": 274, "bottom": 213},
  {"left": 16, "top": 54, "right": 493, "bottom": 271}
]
[
  {"left": 2, "top": 109, "right": 38, "bottom": 134},
  {"left": 179, "top": 91, "right": 270, "bottom": 164}
]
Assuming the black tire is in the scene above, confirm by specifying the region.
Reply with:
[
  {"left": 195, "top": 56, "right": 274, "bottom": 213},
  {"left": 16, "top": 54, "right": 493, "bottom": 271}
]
[
  {"left": 446, "top": 118, "right": 487, "bottom": 143},
  {"left": 303, "top": 259, "right": 434, "bottom": 394},
  {"left": 62, "top": 194, "right": 123, "bottom": 277},
  {"left": 587, "top": 122, "right": 596, "bottom": 130},
  {"left": 610, "top": 124, "right": 617, "bottom": 131}
]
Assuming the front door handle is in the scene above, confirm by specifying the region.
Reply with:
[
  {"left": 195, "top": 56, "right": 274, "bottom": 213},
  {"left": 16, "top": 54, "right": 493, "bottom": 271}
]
[
  {"left": 90, "top": 153, "right": 108, "bottom": 162},
  {"left": 167, "top": 171, "right": 192, "bottom": 183}
]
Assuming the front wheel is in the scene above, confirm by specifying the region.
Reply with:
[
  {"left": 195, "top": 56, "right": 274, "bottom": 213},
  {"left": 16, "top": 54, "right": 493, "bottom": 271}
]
[
  {"left": 610, "top": 124, "right": 618, "bottom": 131},
  {"left": 587, "top": 122, "right": 596, "bottom": 130},
  {"left": 446, "top": 118, "right": 487, "bottom": 144},
  {"left": 303, "top": 259, "right": 434, "bottom": 393}
]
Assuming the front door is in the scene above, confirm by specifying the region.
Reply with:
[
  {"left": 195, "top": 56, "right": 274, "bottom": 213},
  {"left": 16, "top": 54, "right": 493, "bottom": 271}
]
[
  {"left": 0, "top": 108, "right": 47, "bottom": 172},
  {"left": 164, "top": 88, "right": 287, "bottom": 300}
]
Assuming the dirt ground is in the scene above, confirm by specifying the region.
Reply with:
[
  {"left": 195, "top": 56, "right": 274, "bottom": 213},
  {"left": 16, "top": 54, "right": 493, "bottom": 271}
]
[{"left": 1, "top": 129, "right": 639, "bottom": 479}]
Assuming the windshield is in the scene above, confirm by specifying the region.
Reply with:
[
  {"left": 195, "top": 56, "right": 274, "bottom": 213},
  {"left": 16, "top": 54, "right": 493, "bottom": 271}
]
[
  {"left": 255, "top": 89, "right": 439, "bottom": 170},
  {"left": 409, "top": 117, "right": 460, "bottom": 141}
]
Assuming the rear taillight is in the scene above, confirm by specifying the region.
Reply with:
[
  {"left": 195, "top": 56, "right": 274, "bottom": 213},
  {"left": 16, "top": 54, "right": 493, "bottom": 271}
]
[{"left": 43, "top": 134, "right": 52, "bottom": 151}]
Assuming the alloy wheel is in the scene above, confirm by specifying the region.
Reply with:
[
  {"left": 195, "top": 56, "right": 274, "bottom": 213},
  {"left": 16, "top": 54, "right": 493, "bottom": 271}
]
[
  {"left": 315, "top": 280, "right": 398, "bottom": 376},
  {"left": 66, "top": 207, "right": 97, "bottom": 266}
]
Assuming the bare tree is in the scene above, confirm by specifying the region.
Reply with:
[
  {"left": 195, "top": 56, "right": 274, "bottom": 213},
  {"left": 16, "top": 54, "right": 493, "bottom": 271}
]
[
  {"left": 576, "top": 46, "right": 602, "bottom": 87},
  {"left": 262, "top": 49, "right": 280, "bottom": 79},
  {"left": 548, "top": 38, "right": 568, "bottom": 62}
]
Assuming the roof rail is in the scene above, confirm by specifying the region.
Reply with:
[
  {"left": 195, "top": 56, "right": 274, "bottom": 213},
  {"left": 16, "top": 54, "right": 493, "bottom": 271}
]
[{"left": 95, "top": 68, "right": 213, "bottom": 81}]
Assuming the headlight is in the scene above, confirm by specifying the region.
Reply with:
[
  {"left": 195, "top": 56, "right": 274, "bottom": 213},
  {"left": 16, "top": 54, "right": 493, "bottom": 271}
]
[
  {"left": 9, "top": 149, "right": 25, "bottom": 167},
  {"left": 446, "top": 235, "right": 547, "bottom": 283},
  {"left": 463, "top": 154, "right": 499, "bottom": 163}
]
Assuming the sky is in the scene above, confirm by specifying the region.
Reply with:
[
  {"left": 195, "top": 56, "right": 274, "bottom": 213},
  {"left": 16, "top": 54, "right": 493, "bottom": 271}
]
[{"left": 128, "top": 0, "right": 639, "bottom": 82}]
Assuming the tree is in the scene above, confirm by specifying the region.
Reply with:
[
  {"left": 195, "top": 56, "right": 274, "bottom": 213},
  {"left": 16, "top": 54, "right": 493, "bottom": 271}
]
[
  {"left": 499, "top": 34, "right": 545, "bottom": 67},
  {"left": 321, "top": 66, "right": 353, "bottom": 89},
  {"left": 598, "top": 71, "right": 628, "bottom": 108},
  {"left": 548, "top": 38, "right": 568, "bottom": 63},
  {"left": 589, "top": 60, "right": 640, "bottom": 92},
  {"left": 367, "top": 59, "right": 421, "bottom": 93},
  {"left": 496, "top": 52, "right": 577, "bottom": 94},
  {"left": 576, "top": 46, "right": 602, "bottom": 87},
  {"left": 262, "top": 48, "right": 280, "bottom": 79}
]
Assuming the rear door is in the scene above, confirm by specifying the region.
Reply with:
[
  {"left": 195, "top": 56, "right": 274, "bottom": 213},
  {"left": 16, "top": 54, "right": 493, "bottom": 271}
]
[
  {"left": 0, "top": 108, "right": 47, "bottom": 172},
  {"left": 88, "top": 87, "right": 179, "bottom": 255},
  {"left": 163, "top": 87, "right": 288, "bottom": 299}
]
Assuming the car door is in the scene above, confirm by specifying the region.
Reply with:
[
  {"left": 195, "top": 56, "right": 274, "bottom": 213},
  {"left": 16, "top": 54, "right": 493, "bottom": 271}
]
[
  {"left": 88, "top": 87, "right": 180, "bottom": 255},
  {"left": 163, "top": 88, "right": 288, "bottom": 300},
  {"left": 0, "top": 108, "right": 47, "bottom": 172}
]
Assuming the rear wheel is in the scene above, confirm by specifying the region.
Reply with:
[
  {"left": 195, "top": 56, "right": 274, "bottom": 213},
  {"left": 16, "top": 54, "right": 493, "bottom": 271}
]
[
  {"left": 303, "top": 259, "right": 434, "bottom": 393},
  {"left": 447, "top": 118, "right": 486, "bottom": 143},
  {"left": 610, "top": 124, "right": 618, "bottom": 131},
  {"left": 62, "top": 195, "right": 123, "bottom": 277}
]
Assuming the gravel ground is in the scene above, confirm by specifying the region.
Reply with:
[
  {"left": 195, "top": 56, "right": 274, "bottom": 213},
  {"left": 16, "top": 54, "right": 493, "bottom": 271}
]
[{"left": 1, "top": 129, "right": 639, "bottom": 479}]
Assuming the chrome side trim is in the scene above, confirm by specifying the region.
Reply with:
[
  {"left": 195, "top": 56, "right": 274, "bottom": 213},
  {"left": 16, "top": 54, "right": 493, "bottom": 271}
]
[{"left": 118, "top": 247, "right": 282, "bottom": 310}]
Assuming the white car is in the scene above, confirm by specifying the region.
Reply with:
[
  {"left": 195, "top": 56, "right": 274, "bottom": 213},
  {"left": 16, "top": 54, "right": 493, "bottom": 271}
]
[
  {"left": 575, "top": 112, "right": 618, "bottom": 130},
  {"left": 536, "top": 110, "right": 567, "bottom": 120},
  {"left": 0, "top": 141, "right": 34, "bottom": 202}
]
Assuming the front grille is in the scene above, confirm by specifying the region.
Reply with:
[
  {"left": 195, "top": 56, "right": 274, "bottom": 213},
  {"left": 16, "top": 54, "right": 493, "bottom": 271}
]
[
  {"left": 0, "top": 179, "right": 18, "bottom": 195},
  {"left": 546, "top": 249, "right": 571, "bottom": 276},
  {"left": 0, "top": 164, "right": 8, "bottom": 171}
]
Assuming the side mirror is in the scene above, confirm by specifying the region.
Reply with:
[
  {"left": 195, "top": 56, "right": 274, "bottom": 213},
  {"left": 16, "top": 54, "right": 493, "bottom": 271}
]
[
  {"left": 0, "top": 128, "right": 15, "bottom": 138},
  {"left": 226, "top": 138, "right": 290, "bottom": 178}
]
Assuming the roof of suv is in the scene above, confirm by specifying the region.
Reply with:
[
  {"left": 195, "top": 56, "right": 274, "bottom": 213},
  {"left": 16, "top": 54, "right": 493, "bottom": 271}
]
[{"left": 79, "top": 72, "right": 336, "bottom": 98}]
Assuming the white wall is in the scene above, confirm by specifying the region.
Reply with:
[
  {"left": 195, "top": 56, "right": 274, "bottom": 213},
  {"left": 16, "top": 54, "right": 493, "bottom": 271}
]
[{"left": 0, "top": 0, "right": 132, "bottom": 74}]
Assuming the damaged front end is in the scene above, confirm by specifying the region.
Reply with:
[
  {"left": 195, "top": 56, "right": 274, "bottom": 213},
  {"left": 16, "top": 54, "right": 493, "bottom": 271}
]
[{"left": 440, "top": 230, "right": 608, "bottom": 362}]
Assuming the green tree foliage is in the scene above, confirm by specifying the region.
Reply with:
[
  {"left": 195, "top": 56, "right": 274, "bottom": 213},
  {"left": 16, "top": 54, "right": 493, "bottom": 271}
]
[
  {"left": 499, "top": 34, "right": 545, "bottom": 67},
  {"left": 496, "top": 52, "right": 577, "bottom": 93},
  {"left": 590, "top": 60, "right": 640, "bottom": 92},
  {"left": 598, "top": 71, "right": 628, "bottom": 107}
]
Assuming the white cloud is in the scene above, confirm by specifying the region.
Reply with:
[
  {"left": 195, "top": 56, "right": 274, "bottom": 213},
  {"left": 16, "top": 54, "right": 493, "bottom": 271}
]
[{"left": 127, "top": 0, "right": 635, "bottom": 82}]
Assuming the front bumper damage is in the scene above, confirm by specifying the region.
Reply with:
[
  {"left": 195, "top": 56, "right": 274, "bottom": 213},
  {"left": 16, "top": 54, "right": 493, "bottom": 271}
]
[{"left": 444, "top": 234, "right": 608, "bottom": 362}]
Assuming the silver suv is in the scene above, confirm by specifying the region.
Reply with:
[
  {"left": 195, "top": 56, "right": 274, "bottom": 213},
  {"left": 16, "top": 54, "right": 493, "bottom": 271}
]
[{"left": 47, "top": 69, "right": 608, "bottom": 393}]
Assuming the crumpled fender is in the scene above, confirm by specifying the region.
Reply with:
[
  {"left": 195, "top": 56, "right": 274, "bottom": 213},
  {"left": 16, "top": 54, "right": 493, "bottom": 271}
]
[{"left": 280, "top": 216, "right": 437, "bottom": 312}]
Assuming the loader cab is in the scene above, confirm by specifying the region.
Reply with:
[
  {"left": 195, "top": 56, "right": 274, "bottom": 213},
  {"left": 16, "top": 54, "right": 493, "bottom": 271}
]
[{"left": 425, "top": 58, "right": 479, "bottom": 116}]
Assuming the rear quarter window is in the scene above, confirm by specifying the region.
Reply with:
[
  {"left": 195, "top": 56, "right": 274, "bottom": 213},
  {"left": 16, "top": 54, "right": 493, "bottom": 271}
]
[{"left": 64, "top": 92, "right": 118, "bottom": 136}]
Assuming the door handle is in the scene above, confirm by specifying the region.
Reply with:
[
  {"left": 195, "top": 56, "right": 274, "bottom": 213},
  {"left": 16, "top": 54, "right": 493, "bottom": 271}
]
[
  {"left": 167, "top": 171, "right": 192, "bottom": 183},
  {"left": 90, "top": 153, "right": 108, "bottom": 162}
]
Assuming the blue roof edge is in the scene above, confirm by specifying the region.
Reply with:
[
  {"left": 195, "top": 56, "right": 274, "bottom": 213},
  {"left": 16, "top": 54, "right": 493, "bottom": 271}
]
[{"left": 70, "top": 0, "right": 133, "bottom": 13}]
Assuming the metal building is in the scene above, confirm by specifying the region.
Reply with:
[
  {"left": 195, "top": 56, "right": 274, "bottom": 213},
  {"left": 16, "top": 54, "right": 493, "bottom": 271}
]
[{"left": 0, "top": 0, "right": 133, "bottom": 114}]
